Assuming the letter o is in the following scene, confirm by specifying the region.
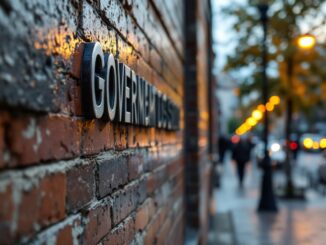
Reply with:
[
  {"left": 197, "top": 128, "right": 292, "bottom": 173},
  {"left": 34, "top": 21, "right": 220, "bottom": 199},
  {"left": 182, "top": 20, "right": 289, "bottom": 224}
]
[{"left": 105, "top": 53, "right": 118, "bottom": 121}]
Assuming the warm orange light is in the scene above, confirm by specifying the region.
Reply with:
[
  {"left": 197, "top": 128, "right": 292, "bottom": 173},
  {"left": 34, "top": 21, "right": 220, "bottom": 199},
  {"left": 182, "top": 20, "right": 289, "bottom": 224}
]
[
  {"left": 320, "top": 138, "right": 326, "bottom": 149},
  {"left": 236, "top": 122, "right": 252, "bottom": 135},
  {"left": 246, "top": 117, "right": 257, "bottom": 126},
  {"left": 312, "top": 142, "right": 319, "bottom": 150},
  {"left": 303, "top": 138, "right": 313, "bottom": 149},
  {"left": 34, "top": 28, "right": 81, "bottom": 60},
  {"left": 257, "top": 104, "right": 266, "bottom": 112},
  {"left": 244, "top": 123, "right": 252, "bottom": 131},
  {"left": 252, "top": 110, "right": 263, "bottom": 120},
  {"left": 297, "top": 34, "right": 316, "bottom": 49},
  {"left": 269, "top": 95, "right": 280, "bottom": 105},
  {"left": 236, "top": 126, "right": 246, "bottom": 136},
  {"left": 265, "top": 102, "right": 274, "bottom": 112}
]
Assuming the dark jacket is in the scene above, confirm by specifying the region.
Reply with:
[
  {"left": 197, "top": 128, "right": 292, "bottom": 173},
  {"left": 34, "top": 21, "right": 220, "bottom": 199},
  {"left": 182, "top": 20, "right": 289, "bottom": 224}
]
[{"left": 232, "top": 140, "right": 251, "bottom": 163}]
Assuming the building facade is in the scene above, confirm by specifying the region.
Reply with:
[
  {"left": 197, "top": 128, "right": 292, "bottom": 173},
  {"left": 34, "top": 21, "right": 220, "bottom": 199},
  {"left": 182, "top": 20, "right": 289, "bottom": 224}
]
[{"left": 0, "top": 0, "right": 216, "bottom": 244}]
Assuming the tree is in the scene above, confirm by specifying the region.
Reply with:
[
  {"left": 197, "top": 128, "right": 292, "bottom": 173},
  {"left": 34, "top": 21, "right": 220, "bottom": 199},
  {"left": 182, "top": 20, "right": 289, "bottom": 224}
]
[
  {"left": 222, "top": 0, "right": 326, "bottom": 197},
  {"left": 223, "top": 0, "right": 326, "bottom": 117}
]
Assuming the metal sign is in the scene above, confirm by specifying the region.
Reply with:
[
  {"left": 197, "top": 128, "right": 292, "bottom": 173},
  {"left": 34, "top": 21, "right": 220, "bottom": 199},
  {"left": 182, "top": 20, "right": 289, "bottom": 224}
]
[{"left": 81, "top": 42, "right": 180, "bottom": 130}]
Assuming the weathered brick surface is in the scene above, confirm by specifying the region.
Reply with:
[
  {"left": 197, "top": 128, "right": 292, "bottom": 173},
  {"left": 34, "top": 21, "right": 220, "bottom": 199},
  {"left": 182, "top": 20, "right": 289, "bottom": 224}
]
[
  {"left": 0, "top": 171, "right": 68, "bottom": 243},
  {"left": 97, "top": 155, "right": 129, "bottom": 198},
  {"left": 0, "top": 183, "right": 14, "bottom": 244},
  {"left": 128, "top": 153, "right": 145, "bottom": 181},
  {"left": 17, "top": 173, "right": 66, "bottom": 237},
  {"left": 111, "top": 179, "right": 146, "bottom": 226},
  {"left": 1, "top": 114, "right": 81, "bottom": 168},
  {"left": 102, "top": 216, "right": 135, "bottom": 245},
  {"left": 83, "top": 202, "right": 111, "bottom": 245},
  {"left": 66, "top": 163, "right": 95, "bottom": 213},
  {"left": 135, "top": 198, "right": 155, "bottom": 231},
  {"left": 30, "top": 215, "right": 82, "bottom": 245}
]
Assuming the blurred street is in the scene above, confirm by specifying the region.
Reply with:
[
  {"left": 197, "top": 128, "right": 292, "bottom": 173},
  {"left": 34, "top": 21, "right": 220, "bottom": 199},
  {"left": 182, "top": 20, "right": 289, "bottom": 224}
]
[{"left": 209, "top": 151, "right": 326, "bottom": 245}]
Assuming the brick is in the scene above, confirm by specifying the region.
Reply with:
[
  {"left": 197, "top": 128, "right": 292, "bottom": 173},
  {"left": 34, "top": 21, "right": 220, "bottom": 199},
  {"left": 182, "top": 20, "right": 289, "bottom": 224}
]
[
  {"left": 167, "top": 157, "right": 183, "bottom": 177},
  {"left": 167, "top": 211, "right": 184, "bottom": 245},
  {"left": 156, "top": 217, "right": 172, "bottom": 245},
  {"left": 83, "top": 202, "right": 111, "bottom": 245},
  {"left": 146, "top": 165, "right": 168, "bottom": 196},
  {"left": 0, "top": 0, "right": 80, "bottom": 114},
  {"left": 56, "top": 224, "right": 73, "bottom": 245},
  {"left": 67, "top": 81, "right": 83, "bottom": 117},
  {"left": 144, "top": 152, "right": 161, "bottom": 172},
  {"left": 80, "top": 120, "right": 114, "bottom": 155},
  {"left": 128, "top": 153, "right": 144, "bottom": 181},
  {"left": 31, "top": 215, "right": 82, "bottom": 245},
  {"left": 82, "top": 1, "right": 117, "bottom": 53},
  {"left": 66, "top": 163, "right": 95, "bottom": 213},
  {"left": 97, "top": 155, "right": 128, "bottom": 198},
  {"left": 6, "top": 115, "right": 81, "bottom": 167},
  {"left": 137, "top": 178, "right": 147, "bottom": 205},
  {"left": 146, "top": 173, "right": 156, "bottom": 195},
  {"left": 0, "top": 112, "right": 8, "bottom": 169},
  {"left": 143, "top": 211, "right": 162, "bottom": 245},
  {"left": 127, "top": 126, "right": 151, "bottom": 148},
  {"left": 154, "top": 182, "right": 173, "bottom": 208},
  {"left": 102, "top": 216, "right": 135, "bottom": 245},
  {"left": 55, "top": 217, "right": 81, "bottom": 245},
  {"left": 0, "top": 183, "right": 15, "bottom": 243},
  {"left": 17, "top": 173, "right": 66, "bottom": 237},
  {"left": 135, "top": 198, "right": 155, "bottom": 231},
  {"left": 113, "top": 124, "right": 128, "bottom": 150},
  {"left": 111, "top": 181, "right": 145, "bottom": 226},
  {"left": 171, "top": 179, "right": 184, "bottom": 202}
]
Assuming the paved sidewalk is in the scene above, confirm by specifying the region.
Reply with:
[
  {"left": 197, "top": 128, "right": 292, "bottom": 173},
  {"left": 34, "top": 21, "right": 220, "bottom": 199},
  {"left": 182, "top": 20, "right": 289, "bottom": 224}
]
[{"left": 210, "top": 154, "right": 326, "bottom": 245}]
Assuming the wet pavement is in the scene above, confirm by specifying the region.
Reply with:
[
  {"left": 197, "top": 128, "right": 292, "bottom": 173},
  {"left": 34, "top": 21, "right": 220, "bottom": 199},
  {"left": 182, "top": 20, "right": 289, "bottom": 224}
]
[{"left": 209, "top": 152, "right": 326, "bottom": 245}]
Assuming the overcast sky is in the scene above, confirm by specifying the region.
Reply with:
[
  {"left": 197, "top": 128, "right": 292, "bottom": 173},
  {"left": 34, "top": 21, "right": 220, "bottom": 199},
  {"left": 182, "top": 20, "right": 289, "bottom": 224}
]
[{"left": 211, "top": 0, "right": 326, "bottom": 75}]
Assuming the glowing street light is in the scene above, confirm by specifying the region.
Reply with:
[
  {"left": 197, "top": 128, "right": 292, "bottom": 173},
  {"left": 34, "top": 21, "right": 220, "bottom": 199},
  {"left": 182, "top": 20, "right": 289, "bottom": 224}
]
[
  {"left": 269, "top": 95, "right": 280, "bottom": 105},
  {"left": 303, "top": 138, "right": 313, "bottom": 149},
  {"left": 234, "top": 95, "right": 280, "bottom": 137},
  {"left": 297, "top": 34, "right": 316, "bottom": 49},
  {"left": 252, "top": 110, "right": 263, "bottom": 120},
  {"left": 265, "top": 102, "right": 274, "bottom": 112},
  {"left": 257, "top": 104, "right": 266, "bottom": 112},
  {"left": 320, "top": 138, "right": 326, "bottom": 149},
  {"left": 246, "top": 117, "right": 257, "bottom": 126}
]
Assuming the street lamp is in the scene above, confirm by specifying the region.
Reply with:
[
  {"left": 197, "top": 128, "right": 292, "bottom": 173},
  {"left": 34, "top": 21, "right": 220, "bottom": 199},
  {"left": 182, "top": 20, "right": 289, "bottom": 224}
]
[
  {"left": 284, "top": 33, "right": 316, "bottom": 198},
  {"left": 254, "top": 1, "right": 278, "bottom": 212},
  {"left": 297, "top": 34, "right": 316, "bottom": 49}
]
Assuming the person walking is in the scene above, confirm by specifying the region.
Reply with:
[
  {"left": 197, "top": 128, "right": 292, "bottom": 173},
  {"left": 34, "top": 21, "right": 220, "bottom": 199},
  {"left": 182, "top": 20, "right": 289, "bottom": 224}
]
[
  {"left": 218, "top": 135, "right": 229, "bottom": 165},
  {"left": 232, "top": 137, "right": 252, "bottom": 188}
]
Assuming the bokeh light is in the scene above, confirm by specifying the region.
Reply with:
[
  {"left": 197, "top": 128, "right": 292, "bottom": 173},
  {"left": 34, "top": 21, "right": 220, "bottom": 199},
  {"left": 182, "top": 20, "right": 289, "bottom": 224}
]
[
  {"left": 252, "top": 110, "right": 263, "bottom": 120},
  {"left": 303, "top": 138, "right": 313, "bottom": 149},
  {"left": 269, "top": 95, "right": 280, "bottom": 105},
  {"left": 297, "top": 34, "right": 316, "bottom": 49}
]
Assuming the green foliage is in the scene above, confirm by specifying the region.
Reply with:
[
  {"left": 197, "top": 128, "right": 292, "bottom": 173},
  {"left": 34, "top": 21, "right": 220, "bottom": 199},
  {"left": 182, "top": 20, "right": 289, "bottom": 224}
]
[
  {"left": 227, "top": 117, "right": 241, "bottom": 134},
  {"left": 222, "top": 0, "right": 326, "bottom": 116}
]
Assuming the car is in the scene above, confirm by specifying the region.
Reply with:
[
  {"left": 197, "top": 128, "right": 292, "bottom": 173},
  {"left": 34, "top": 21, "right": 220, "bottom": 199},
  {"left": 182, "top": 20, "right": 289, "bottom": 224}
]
[
  {"left": 254, "top": 140, "right": 286, "bottom": 169},
  {"left": 300, "top": 133, "right": 325, "bottom": 152}
]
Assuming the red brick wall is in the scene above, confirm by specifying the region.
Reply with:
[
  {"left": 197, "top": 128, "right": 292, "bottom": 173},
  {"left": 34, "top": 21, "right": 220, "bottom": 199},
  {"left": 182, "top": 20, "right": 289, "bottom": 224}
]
[
  {"left": 183, "top": 0, "right": 214, "bottom": 244},
  {"left": 0, "top": 0, "right": 186, "bottom": 244}
]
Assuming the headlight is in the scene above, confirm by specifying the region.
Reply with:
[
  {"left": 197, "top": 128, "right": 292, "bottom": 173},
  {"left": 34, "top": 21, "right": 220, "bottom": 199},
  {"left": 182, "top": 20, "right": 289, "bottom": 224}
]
[
  {"left": 271, "top": 143, "right": 281, "bottom": 152},
  {"left": 303, "top": 138, "right": 313, "bottom": 149}
]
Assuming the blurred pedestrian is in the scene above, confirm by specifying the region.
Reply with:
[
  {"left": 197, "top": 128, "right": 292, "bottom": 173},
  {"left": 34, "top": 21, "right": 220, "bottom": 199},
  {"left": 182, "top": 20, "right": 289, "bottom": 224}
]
[
  {"left": 232, "top": 137, "right": 252, "bottom": 187},
  {"left": 218, "top": 135, "right": 229, "bottom": 165}
]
